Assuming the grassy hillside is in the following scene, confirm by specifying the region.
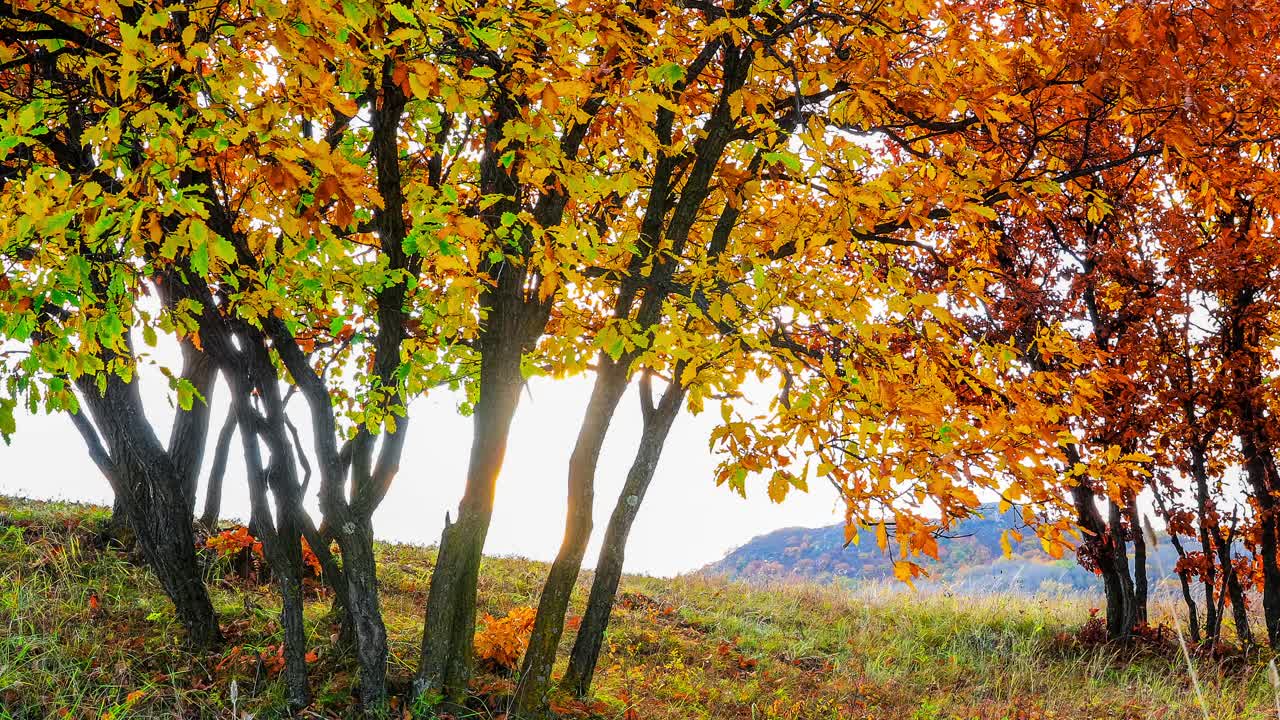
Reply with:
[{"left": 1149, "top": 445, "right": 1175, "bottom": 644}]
[{"left": 0, "top": 496, "right": 1276, "bottom": 719}]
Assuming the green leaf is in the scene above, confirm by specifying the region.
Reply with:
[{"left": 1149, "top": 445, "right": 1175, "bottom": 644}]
[
  {"left": 763, "top": 151, "right": 803, "bottom": 173},
  {"left": 329, "top": 316, "right": 345, "bottom": 336},
  {"left": 190, "top": 244, "right": 210, "bottom": 276},
  {"left": 17, "top": 101, "right": 42, "bottom": 130},
  {"left": 604, "top": 335, "right": 625, "bottom": 362},
  {"left": 99, "top": 312, "right": 125, "bottom": 346},
  {"left": 649, "top": 62, "right": 685, "bottom": 86},
  {"left": 0, "top": 398, "right": 15, "bottom": 442},
  {"left": 500, "top": 211, "right": 518, "bottom": 227},
  {"left": 175, "top": 379, "right": 201, "bottom": 412},
  {"left": 966, "top": 203, "right": 998, "bottom": 220},
  {"left": 469, "top": 66, "right": 496, "bottom": 79},
  {"left": 211, "top": 237, "right": 236, "bottom": 264},
  {"left": 388, "top": 2, "right": 419, "bottom": 26}
]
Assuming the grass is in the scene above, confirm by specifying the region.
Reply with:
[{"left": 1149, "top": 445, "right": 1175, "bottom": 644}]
[{"left": 0, "top": 495, "right": 1277, "bottom": 719}]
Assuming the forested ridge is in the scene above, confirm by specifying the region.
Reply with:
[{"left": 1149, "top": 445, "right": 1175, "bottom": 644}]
[{"left": 703, "top": 503, "right": 1180, "bottom": 593}]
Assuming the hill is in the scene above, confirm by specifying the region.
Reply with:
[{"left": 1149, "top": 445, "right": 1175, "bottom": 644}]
[
  {"left": 703, "top": 504, "right": 1179, "bottom": 594},
  {"left": 0, "top": 495, "right": 1270, "bottom": 719}
]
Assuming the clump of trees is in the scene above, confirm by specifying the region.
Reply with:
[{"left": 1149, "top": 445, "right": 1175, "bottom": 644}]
[{"left": 1, "top": 0, "right": 1279, "bottom": 717}]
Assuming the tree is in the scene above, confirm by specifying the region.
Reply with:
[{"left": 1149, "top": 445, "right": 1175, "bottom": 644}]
[{"left": 0, "top": 1, "right": 229, "bottom": 648}]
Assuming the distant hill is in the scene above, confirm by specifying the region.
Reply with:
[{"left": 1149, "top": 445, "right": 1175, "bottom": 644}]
[{"left": 701, "top": 504, "right": 1178, "bottom": 594}]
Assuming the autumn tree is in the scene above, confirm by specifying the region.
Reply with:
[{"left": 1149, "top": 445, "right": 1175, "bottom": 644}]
[
  {"left": 0, "top": 0, "right": 475, "bottom": 708},
  {"left": 0, "top": 0, "right": 228, "bottom": 648}
]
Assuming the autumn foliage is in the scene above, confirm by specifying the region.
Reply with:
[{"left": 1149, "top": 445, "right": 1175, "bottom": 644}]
[
  {"left": 2, "top": 0, "right": 1280, "bottom": 715},
  {"left": 205, "top": 527, "right": 322, "bottom": 579},
  {"left": 473, "top": 606, "right": 538, "bottom": 673}
]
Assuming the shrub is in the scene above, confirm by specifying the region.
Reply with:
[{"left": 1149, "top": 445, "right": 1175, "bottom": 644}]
[{"left": 474, "top": 606, "right": 537, "bottom": 673}]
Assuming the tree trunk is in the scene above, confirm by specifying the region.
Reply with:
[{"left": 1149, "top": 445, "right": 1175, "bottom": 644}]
[
  {"left": 511, "top": 361, "right": 630, "bottom": 717},
  {"left": 274, "top": 489, "right": 311, "bottom": 713},
  {"left": 77, "top": 374, "right": 221, "bottom": 648},
  {"left": 170, "top": 342, "right": 217, "bottom": 514},
  {"left": 1177, "top": 564, "right": 1202, "bottom": 644},
  {"left": 200, "top": 412, "right": 237, "bottom": 529},
  {"left": 1227, "top": 287, "right": 1278, "bottom": 646},
  {"left": 1237, "top": 419, "right": 1280, "bottom": 645},
  {"left": 233, "top": 362, "right": 312, "bottom": 710},
  {"left": 1107, "top": 500, "right": 1139, "bottom": 635},
  {"left": 278, "top": 557, "right": 310, "bottom": 711},
  {"left": 1126, "top": 503, "right": 1148, "bottom": 626},
  {"left": 1255, "top": 514, "right": 1278, "bottom": 646},
  {"left": 415, "top": 345, "right": 525, "bottom": 703},
  {"left": 106, "top": 492, "right": 131, "bottom": 540},
  {"left": 1213, "top": 523, "right": 1252, "bottom": 645},
  {"left": 563, "top": 380, "right": 684, "bottom": 699},
  {"left": 336, "top": 520, "right": 388, "bottom": 709},
  {"left": 1190, "top": 449, "right": 1219, "bottom": 642},
  {"left": 1070, "top": 476, "right": 1136, "bottom": 641},
  {"left": 1151, "top": 484, "right": 1201, "bottom": 643}
]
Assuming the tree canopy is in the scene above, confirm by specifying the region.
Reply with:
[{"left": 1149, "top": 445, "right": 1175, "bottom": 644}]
[{"left": 3, "top": 0, "right": 1280, "bottom": 715}]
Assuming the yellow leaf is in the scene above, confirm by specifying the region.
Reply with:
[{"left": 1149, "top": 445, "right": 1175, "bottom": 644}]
[
  {"left": 893, "top": 561, "right": 918, "bottom": 588},
  {"left": 541, "top": 83, "right": 560, "bottom": 114},
  {"left": 767, "top": 472, "right": 789, "bottom": 503}
]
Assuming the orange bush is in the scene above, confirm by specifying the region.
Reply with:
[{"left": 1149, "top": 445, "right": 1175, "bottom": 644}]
[
  {"left": 206, "top": 527, "right": 323, "bottom": 578},
  {"left": 205, "top": 526, "right": 262, "bottom": 559},
  {"left": 473, "top": 606, "right": 537, "bottom": 672}
]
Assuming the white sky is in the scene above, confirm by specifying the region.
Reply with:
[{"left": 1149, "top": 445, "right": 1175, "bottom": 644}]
[{"left": 0, "top": 363, "right": 843, "bottom": 577}]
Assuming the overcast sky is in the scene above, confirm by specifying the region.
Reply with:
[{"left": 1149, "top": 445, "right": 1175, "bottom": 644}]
[{"left": 0, "top": 363, "right": 843, "bottom": 577}]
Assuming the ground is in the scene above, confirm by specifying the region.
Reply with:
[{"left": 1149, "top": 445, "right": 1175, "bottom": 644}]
[{"left": 0, "top": 496, "right": 1275, "bottom": 719}]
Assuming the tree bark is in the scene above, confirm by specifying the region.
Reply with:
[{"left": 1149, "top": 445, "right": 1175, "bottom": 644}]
[
  {"left": 107, "top": 492, "right": 131, "bottom": 540},
  {"left": 170, "top": 341, "right": 217, "bottom": 514},
  {"left": 337, "top": 519, "right": 387, "bottom": 707},
  {"left": 1107, "top": 500, "right": 1138, "bottom": 635},
  {"left": 510, "top": 361, "right": 630, "bottom": 716},
  {"left": 200, "top": 412, "right": 237, "bottom": 529},
  {"left": 1189, "top": 448, "right": 1219, "bottom": 642},
  {"left": 1151, "top": 484, "right": 1201, "bottom": 643},
  {"left": 415, "top": 343, "right": 526, "bottom": 703},
  {"left": 1125, "top": 503, "right": 1148, "bottom": 626},
  {"left": 1225, "top": 285, "right": 1280, "bottom": 646},
  {"left": 1069, "top": 475, "right": 1136, "bottom": 641},
  {"left": 563, "top": 377, "right": 685, "bottom": 699},
  {"left": 75, "top": 373, "right": 221, "bottom": 648},
  {"left": 235, "top": 389, "right": 310, "bottom": 711},
  {"left": 1235, "top": 385, "right": 1280, "bottom": 644},
  {"left": 1213, "top": 521, "right": 1252, "bottom": 645}
]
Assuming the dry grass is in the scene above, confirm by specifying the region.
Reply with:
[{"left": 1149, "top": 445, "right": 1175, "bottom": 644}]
[{"left": 0, "top": 495, "right": 1276, "bottom": 719}]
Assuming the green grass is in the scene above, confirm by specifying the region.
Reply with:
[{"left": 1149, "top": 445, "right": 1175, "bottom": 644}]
[{"left": 0, "top": 495, "right": 1275, "bottom": 719}]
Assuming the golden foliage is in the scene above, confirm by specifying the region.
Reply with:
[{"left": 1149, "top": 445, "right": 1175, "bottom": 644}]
[{"left": 473, "top": 606, "right": 537, "bottom": 672}]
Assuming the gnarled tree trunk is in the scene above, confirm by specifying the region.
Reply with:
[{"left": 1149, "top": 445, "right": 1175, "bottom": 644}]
[
  {"left": 1213, "top": 520, "right": 1252, "bottom": 645},
  {"left": 74, "top": 371, "right": 221, "bottom": 648},
  {"left": 1070, "top": 476, "right": 1137, "bottom": 641}
]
